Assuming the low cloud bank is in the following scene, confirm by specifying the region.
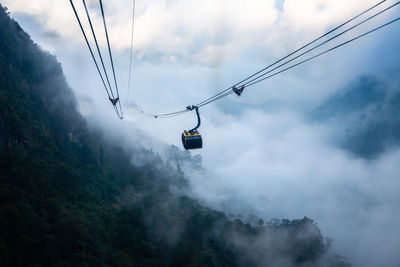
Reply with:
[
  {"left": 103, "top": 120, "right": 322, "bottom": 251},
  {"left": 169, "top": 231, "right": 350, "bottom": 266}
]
[{"left": 178, "top": 73, "right": 400, "bottom": 266}]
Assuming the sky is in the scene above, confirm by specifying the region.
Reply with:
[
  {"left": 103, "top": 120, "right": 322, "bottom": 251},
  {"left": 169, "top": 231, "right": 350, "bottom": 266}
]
[{"left": 2, "top": 0, "right": 400, "bottom": 266}]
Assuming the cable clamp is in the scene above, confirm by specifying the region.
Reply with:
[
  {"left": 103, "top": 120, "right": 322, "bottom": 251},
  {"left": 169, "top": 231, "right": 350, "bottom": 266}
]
[
  {"left": 233, "top": 86, "right": 245, "bottom": 96},
  {"left": 186, "top": 105, "right": 198, "bottom": 111}
]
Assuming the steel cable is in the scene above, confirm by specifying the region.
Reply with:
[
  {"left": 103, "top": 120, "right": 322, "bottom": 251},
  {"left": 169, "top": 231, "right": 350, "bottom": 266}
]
[
  {"left": 99, "top": 0, "right": 123, "bottom": 117},
  {"left": 194, "top": 0, "right": 390, "bottom": 108},
  {"left": 69, "top": 0, "right": 112, "bottom": 99},
  {"left": 82, "top": 0, "right": 116, "bottom": 99}
]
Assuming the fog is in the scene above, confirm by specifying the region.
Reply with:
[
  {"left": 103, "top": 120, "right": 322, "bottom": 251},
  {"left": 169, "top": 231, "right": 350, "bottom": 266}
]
[{"left": 3, "top": 0, "right": 400, "bottom": 265}]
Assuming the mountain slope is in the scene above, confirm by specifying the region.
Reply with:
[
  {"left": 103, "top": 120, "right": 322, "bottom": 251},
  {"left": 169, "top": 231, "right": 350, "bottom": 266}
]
[
  {"left": 311, "top": 74, "right": 400, "bottom": 158},
  {"left": 0, "top": 5, "right": 348, "bottom": 267}
]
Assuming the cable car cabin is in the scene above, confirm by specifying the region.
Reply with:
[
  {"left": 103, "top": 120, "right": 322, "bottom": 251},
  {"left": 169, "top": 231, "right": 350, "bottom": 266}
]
[
  {"left": 182, "top": 105, "right": 203, "bottom": 150},
  {"left": 182, "top": 130, "right": 203, "bottom": 150}
]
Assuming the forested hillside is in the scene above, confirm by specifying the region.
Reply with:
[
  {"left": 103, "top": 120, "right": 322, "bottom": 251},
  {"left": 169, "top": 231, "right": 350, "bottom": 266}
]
[{"left": 0, "top": 5, "right": 348, "bottom": 266}]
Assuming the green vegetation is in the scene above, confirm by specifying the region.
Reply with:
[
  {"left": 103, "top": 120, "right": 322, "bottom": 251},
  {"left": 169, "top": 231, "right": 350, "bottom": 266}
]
[{"left": 0, "top": 5, "right": 348, "bottom": 266}]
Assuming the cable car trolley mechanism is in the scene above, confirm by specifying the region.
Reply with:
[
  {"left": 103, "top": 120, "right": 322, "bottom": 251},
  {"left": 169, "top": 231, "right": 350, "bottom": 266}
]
[{"left": 182, "top": 105, "right": 203, "bottom": 150}]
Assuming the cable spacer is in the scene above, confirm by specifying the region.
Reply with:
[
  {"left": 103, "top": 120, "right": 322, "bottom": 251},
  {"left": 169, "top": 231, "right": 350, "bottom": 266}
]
[{"left": 232, "top": 86, "right": 245, "bottom": 96}]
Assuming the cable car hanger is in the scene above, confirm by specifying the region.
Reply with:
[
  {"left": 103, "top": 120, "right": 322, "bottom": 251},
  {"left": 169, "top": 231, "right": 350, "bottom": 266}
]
[{"left": 186, "top": 105, "right": 201, "bottom": 132}]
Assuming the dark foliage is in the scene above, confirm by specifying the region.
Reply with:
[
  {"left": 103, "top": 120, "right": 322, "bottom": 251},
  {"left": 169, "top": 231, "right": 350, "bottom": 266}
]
[{"left": 0, "top": 5, "right": 348, "bottom": 266}]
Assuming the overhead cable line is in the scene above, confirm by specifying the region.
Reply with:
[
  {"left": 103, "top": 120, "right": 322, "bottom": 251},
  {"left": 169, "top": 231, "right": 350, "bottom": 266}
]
[
  {"left": 152, "top": 109, "right": 189, "bottom": 119},
  {"left": 199, "top": 16, "right": 400, "bottom": 107},
  {"left": 235, "top": 0, "right": 391, "bottom": 88},
  {"left": 69, "top": 0, "right": 112, "bottom": 99},
  {"left": 99, "top": 0, "right": 123, "bottom": 117},
  {"left": 152, "top": 0, "right": 399, "bottom": 117},
  {"left": 82, "top": 0, "right": 116, "bottom": 100},
  {"left": 245, "top": 17, "right": 400, "bottom": 87},
  {"left": 69, "top": 0, "right": 123, "bottom": 119},
  {"left": 198, "top": 15, "right": 400, "bottom": 107},
  {"left": 126, "top": 0, "right": 136, "bottom": 102},
  {"left": 195, "top": 0, "right": 390, "bottom": 108},
  {"left": 198, "top": 91, "right": 234, "bottom": 108},
  {"left": 240, "top": 0, "right": 400, "bottom": 88}
]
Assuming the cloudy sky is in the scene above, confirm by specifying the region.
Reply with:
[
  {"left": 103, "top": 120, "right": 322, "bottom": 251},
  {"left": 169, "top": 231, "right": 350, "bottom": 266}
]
[{"left": 2, "top": 0, "right": 400, "bottom": 265}]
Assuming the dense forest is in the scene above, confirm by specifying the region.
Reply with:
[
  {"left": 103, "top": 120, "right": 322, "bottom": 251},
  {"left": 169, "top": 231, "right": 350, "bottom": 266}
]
[{"left": 0, "top": 5, "right": 349, "bottom": 266}]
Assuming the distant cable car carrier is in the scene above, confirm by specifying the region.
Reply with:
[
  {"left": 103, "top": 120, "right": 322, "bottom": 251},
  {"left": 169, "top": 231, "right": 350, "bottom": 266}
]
[{"left": 182, "top": 105, "right": 203, "bottom": 150}]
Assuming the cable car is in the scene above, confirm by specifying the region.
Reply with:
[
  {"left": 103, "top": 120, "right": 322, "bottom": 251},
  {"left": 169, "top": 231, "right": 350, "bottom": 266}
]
[
  {"left": 182, "top": 106, "right": 203, "bottom": 150},
  {"left": 182, "top": 130, "right": 202, "bottom": 150}
]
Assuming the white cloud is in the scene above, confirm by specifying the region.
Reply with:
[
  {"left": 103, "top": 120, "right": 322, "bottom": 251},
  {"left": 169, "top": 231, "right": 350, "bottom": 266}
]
[
  {"left": 283, "top": 0, "right": 381, "bottom": 30},
  {"left": 6, "top": 0, "right": 392, "bottom": 65},
  {"left": 183, "top": 108, "right": 400, "bottom": 266},
  {"left": 3, "top": 0, "right": 278, "bottom": 63}
]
